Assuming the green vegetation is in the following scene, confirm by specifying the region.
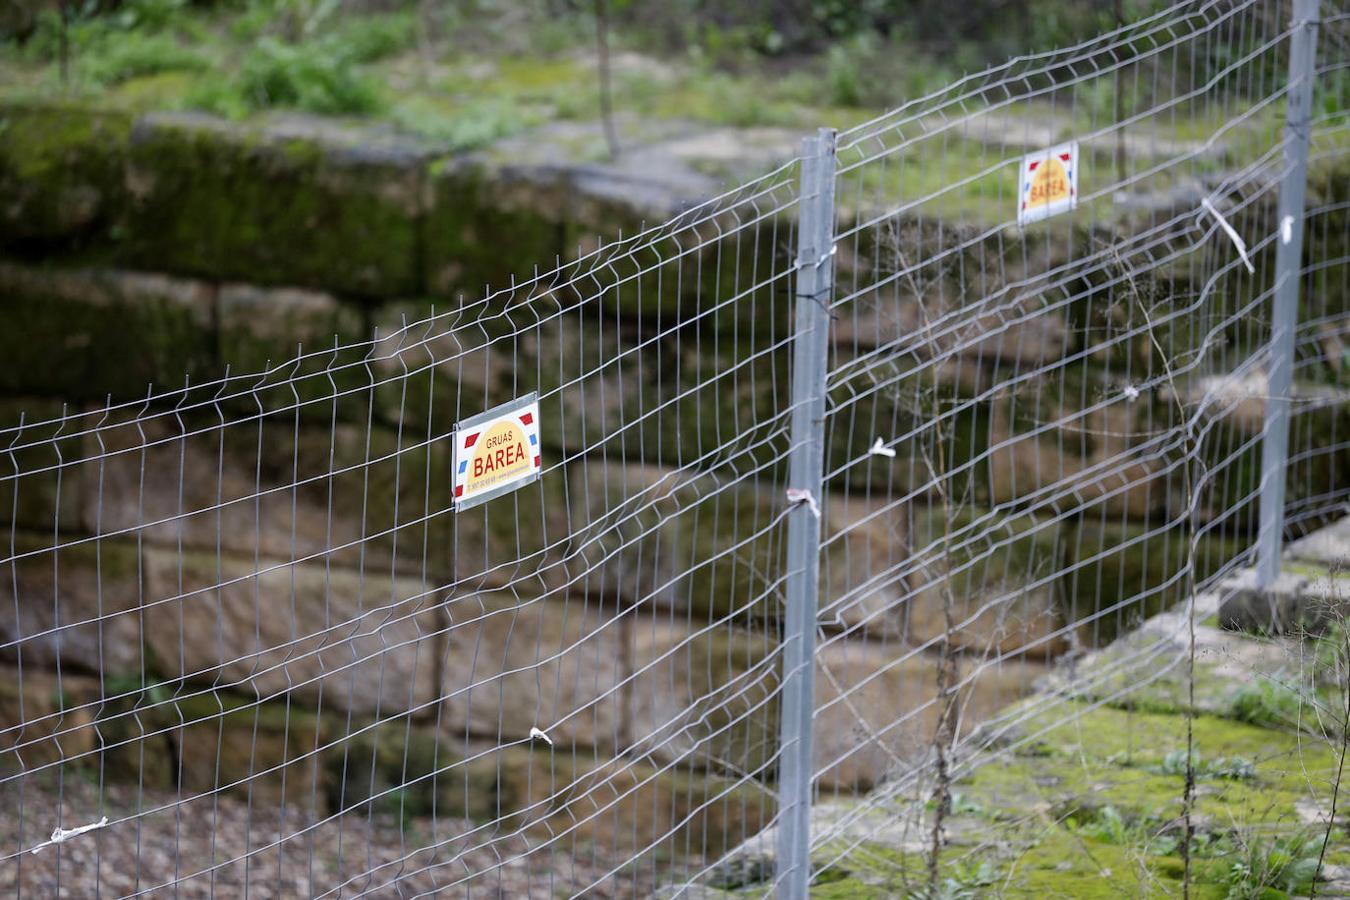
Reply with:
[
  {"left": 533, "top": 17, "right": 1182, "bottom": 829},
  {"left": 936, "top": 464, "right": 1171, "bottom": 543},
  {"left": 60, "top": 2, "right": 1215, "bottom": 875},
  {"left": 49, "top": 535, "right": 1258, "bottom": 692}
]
[{"left": 1, "top": 0, "right": 1272, "bottom": 154}]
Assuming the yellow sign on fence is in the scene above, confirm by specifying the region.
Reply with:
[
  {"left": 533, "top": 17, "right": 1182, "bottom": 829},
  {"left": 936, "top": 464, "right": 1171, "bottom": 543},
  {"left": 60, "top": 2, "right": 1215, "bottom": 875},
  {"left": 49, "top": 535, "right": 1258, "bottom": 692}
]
[
  {"left": 452, "top": 394, "right": 543, "bottom": 509},
  {"left": 1018, "top": 141, "right": 1079, "bottom": 225}
]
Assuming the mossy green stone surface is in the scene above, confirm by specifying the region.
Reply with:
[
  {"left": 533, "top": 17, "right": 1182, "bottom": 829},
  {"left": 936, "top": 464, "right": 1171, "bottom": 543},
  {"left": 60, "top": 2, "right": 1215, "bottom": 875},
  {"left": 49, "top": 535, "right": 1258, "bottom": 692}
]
[
  {"left": 123, "top": 114, "right": 426, "bottom": 296},
  {"left": 0, "top": 102, "right": 132, "bottom": 248}
]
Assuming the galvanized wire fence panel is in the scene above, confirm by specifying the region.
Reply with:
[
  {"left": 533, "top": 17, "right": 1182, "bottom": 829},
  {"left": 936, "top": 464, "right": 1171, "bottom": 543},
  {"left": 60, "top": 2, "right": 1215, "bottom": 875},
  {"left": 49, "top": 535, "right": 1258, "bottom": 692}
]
[{"left": 0, "top": 0, "right": 1347, "bottom": 897}]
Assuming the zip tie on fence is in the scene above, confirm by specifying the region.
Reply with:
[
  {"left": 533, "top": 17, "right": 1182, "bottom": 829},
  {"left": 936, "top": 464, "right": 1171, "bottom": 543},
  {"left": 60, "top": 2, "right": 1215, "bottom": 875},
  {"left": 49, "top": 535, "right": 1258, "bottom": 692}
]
[
  {"left": 528, "top": 726, "right": 553, "bottom": 746},
  {"left": 1122, "top": 384, "right": 1141, "bottom": 402},
  {"left": 1281, "top": 215, "right": 1295, "bottom": 245},
  {"left": 30, "top": 816, "right": 109, "bottom": 854},
  {"left": 786, "top": 488, "right": 821, "bottom": 519},
  {"left": 1201, "top": 198, "right": 1256, "bottom": 275},
  {"left": 793, "top": 243, "right": 836, "bottom": 273},
  {"left": 869, "top": 437, "right": 897, "bottom": 458}
]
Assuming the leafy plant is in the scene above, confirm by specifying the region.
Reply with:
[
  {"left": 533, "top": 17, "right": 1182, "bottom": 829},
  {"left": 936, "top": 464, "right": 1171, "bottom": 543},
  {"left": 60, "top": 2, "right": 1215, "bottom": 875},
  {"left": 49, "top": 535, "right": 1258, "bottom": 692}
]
[
  {"left": 1151, "top": 750, "right": 1256, "bottom": 781},
  {"left": 906, "top": 859, "right": 997, "bottom": 900},
  {"left": 81, "top": 32, "right": 207, "bottom": 85},
  {"left": 1229, "top": 678, "right": 1308, "bottom": 729},
  {"left": 1222, "top": 833, "right": 1321, "bottom": 900},
  {"left": 391, "top": 97, "right": 531, "bottom": 151},
  {"left": 237, "top": 36, "right": 382, "bottom": 115}
]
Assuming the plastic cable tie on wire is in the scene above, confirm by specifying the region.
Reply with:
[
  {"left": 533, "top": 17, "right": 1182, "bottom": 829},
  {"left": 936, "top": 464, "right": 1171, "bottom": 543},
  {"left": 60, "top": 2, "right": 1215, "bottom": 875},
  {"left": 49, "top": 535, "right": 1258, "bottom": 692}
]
[
  {"left": 1122, "top": 384, "right": 1140, "bottom": 402},
  {"left": 30, "top": 816, "right": 109, "bottom": 854},
  {"left": 529, "top": 726, "right": 553, "bottom": 746},
  {"left": 869, "top": 437, "right": 897, "bottom": 458},
  {"left": 794, "top": 244, "right": 836, "bottom": 273},
  {"left": 786, "top": 488, "right": 821, "bottom": 519},
  {"left": 1201, "top": 198, "right": 1256, "bottom": 274}
]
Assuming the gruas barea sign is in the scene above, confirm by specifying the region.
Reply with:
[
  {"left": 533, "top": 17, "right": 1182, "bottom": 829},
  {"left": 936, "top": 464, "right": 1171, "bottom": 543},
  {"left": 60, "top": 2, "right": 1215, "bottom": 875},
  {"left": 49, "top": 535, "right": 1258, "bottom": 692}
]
[
  {"left": 451, "top": 394, "right": 543, "bottom": 510},
  {"left": 1018, "top": 141, "right": 1079, "bottom": 226}
]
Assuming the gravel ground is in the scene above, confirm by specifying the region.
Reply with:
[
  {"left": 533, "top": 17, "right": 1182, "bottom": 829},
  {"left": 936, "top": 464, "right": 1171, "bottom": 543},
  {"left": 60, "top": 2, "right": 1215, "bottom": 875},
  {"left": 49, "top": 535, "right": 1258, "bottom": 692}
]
[{"left": 0, "top": 776, "right": 676, "bottom": 898}]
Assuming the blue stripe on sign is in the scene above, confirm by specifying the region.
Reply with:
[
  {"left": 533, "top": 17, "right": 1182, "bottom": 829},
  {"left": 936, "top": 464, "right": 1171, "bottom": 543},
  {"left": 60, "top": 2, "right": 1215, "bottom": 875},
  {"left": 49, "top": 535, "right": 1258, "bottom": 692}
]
[
  {"left": 529, "top": 434, "right": 538, "bottom": 446},
  {"left": 458, "top": 460, "right": 468, "bottom": 474}
]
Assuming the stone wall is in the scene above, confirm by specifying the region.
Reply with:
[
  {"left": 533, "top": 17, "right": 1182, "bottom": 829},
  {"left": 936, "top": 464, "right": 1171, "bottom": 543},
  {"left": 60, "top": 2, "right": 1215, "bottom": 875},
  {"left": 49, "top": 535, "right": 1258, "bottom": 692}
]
[{"left": 2, "top": 97, "right": 1349, "bottom": 854}]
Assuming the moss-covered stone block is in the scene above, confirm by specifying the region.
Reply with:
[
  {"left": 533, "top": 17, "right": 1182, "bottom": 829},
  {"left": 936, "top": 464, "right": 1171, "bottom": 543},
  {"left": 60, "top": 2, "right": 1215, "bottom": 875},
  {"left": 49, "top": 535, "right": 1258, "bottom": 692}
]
[
  {"left": 172, "top": 690, "right": 330, "bottom": 810},
  {"left": 0, "top": 396, "right": 88, "bottom": 534},
  {"left": 0, "top": 261, "right": 217, "bottom": 400},
  {"left": 1063, "top": 518, "right": 1247, "bottom": 645},
  {"left": 421, "top": 159, "right": 567, "bottom": 301},
  {"left": 0, "top": 101, "right": 131, "bottom": 249},
  {"left": 422, "top": 156, "right": 793, "bottom": 334},
  {"left": 123, "top": 113, "right": 426, "bottom": 296}
]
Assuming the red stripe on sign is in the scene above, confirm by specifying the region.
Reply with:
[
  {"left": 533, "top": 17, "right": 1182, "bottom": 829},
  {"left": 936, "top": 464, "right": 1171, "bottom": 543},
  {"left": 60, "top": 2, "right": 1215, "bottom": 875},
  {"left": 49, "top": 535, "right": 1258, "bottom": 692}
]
[
  {"left": 519, "top": 412, "right": 534, "bottom": 425},
  {"left": 463, "top": 432, "right": 479, "bottom": 448},
  {"left": 1059, "top": 152, "right": 1071, "bottom": 161},
  {"left": 454, "top": 485, "right": 464, "bottom": 497},
  {"left": 533, "top": 455, "right": 541, "bottom": 468},
  {"left": 1028, "top": 160, "right": 1039, "bottom": 170}
]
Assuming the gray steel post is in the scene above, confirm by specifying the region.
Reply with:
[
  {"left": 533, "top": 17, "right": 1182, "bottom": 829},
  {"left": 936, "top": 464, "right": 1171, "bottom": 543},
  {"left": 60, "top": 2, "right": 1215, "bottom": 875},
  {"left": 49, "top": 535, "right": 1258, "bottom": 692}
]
[
  {"left": 775, "top": 127, "right": 836, "bottom": 900},
  {"left": 1257, "top": 0, "right": 1321, "bottom": 588}
]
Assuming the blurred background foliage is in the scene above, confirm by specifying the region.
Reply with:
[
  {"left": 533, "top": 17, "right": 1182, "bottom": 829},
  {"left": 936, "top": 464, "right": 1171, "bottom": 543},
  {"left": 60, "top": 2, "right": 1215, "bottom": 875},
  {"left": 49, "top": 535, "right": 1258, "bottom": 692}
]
[{"left": 0, "top": 0, "right": 1334, "bottom": 150}]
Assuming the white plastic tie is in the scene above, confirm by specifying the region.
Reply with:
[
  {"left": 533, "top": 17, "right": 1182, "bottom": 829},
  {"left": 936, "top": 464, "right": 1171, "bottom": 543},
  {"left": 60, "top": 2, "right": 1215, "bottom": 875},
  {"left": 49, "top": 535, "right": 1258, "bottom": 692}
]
[
  {"left": 798, "top": 244, "right": 837, "bottom": 272},
  {"left": 786, "top": 488, "right": 821, "bottom": 519},
  {"left": 1122, "top": 384, "right": 1140, "bottom": 402},
  {"left": 1281, "top": 215, "right": 1294, "bottom": 245},
  {"left": 528, "top": 726, "right": 552, "bottom": 746},
  {"left": 1201, "top": 198, "right": 1256, "bottom": 275},
  {"left": 869, "top": 437, "right": 897, "bottom": 458},
  {"left": 30, "top": 817, "right": 109, "bottom": 854}
]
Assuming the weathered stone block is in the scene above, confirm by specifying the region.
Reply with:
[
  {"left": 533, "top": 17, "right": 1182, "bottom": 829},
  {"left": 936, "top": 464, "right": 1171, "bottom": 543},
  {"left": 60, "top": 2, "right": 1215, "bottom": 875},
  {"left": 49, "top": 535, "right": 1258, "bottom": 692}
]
[
  {"left": 813, "top": 639, "right": 1048, "bottom": 792},
  {"left": 627, "top": 619, "right": 1050, "bottom": 794},
  {"left": 476, "top": 745, "right": 773, "bottom": 855},
  {"left": 371, "top": 306, "right": 791, "bottom": 473},
  {"left": 985, "top": 388, "right": 1175, "bottom": 522},
  {"left": 437, "top": 591, "right": 626, "bottom": 750},
  {"left": 627, "top": 620, "right": 780, "bottom": 778},
  {"left": 79, "top": 413, "right": 453, "bottom": 579},
  {"left": 567, "top": 460, "right": 910, "bottom": 630},
  {"left": 902, "top": 506, "right": 1070, "bottom": 659},
  {"left": 0, "top": 666, "right": 102, "bottom": 771},
  {"left": 0, "top": 532, "right": 144, "bottom": 675},
  {"left": 142, "top": 545, "right": 443, "bottom": 717},
  {"left": 215, "top": 282, "right": 365, "bottom": 379},
  {"left": 124, "top": 113, "right": 426, "bottom": 296}
]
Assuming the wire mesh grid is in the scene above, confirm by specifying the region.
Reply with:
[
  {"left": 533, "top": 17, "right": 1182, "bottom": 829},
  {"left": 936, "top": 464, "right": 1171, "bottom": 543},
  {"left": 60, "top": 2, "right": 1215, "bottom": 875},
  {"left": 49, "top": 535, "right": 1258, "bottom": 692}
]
[{"left": 0, "top": 0, "right": 1347, "bottom": 897}]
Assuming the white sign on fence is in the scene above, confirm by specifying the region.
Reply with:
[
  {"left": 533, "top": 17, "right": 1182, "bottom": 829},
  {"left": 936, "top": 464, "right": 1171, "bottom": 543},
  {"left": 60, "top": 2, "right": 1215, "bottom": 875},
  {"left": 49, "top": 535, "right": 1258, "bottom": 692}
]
[
  {"left": 1018, "top": 141, "right": 1079, "bottom": 226},
  {"left": 452, "top": 393, "right": 542, "bottom": 510}
]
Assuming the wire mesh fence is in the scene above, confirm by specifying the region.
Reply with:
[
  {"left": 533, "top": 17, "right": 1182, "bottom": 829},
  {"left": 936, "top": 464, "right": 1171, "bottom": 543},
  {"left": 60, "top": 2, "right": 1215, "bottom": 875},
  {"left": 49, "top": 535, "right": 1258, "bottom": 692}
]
[{"left": 0, "top": 0, "right": 1348, "bottom": 896}]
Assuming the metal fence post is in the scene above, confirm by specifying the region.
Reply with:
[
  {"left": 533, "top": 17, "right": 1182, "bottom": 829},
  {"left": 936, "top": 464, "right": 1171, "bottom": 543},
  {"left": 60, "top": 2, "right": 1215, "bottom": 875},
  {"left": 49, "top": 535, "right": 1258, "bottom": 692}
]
[
  {"left": 776, "top": 127, "right": 836, "bottom": 900},
  {"left": 1257, "top": 0, "right": 1321, "bottom": 588}
]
